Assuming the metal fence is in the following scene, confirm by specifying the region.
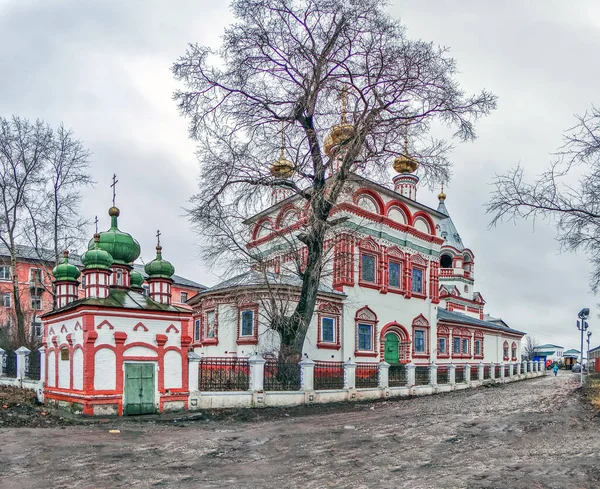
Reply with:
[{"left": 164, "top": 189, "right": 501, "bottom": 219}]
[
  {"left": 415, "top": 366, "right": 430, "bottom": 385},
  {"left": 198, "top": 357, "right": 250, "bottom": 391},
  {"left": 389, "top": 364, "right": 407, "bottom": 387},
  {"left": 483, "top": 365, "right": 491, "bottom": 380},
  {"left": 436, "top": 366, "right": 449, "bottom": 385},
  {"left": 471, "top": 365, "right": 479, "bottom": 380},
  {"left": 356, "top": 363, "right": 379, "bottom": 388},
  {"left": 504, "top": 364, "right": 510, "bottom": 378},
  {"left": 314, "top": 361, "right": 344, "bottom": 390},
  {"left": 26, "top": 350, "right": 41, "bottom": 380},
  {"left": 494, "top": 365, "right": 500, "bottom": 378},
  {"left": 263, "top": 360, "right": 301, "bottom": 391},
  {"left": 455, "top": 365, "right": 465, "bottom": 383},
  {"left": 3, "top": 352, "right": 16, "bottom": 378}
]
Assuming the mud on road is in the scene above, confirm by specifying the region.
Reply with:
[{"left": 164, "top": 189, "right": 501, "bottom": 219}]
[{"left": 1, "top": 374, "right": 599, "bottom": 489}]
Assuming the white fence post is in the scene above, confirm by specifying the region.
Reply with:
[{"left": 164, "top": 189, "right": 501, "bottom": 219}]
[
  {"left": 38, "top": 346, "right": 46, "bottom": 384},
  {"left": 429, "top": 362, "right": 438, "bottom": 386},
  {"left": 500, "top": 362, "right": 505, "bottom": 381},
  {"left": 514, "top": 361, "right": 520, "bottom": 377},
  {"left": 489, "top": 362, "right": 495, "bottom": 380},
  {"left": 509, "top": 362, "right": 514, "bottom": 378},
  {"left": 478, "top": 362, "right": 484, "bottom": 381},
  {"left": 522, "top": 360, "right": 528, "bottom": 375},
  {"left": 344, "top": 359, "right": 357, "bottom": 390},
  {"left": 188, "top": 352, "right": 201, "bottom": 391},
  {"left": 0, "top": 347, "right": 4, "bottom": 376},
  {"left": 539, "top": 360, "right": 544, "bottom": 374},
  {"left": 248, "top": 354, "right": 266, "bottom": 392},
  {"left": 378, "top": 361, "right": 390, "bottom": 388},
  {"left": 15, "top": 346, "right": 30, "bottom": 381},
  {"left": 406, "top": 362, "right": 416, "bottom": 387},
  {"left": 528, "top": 360, "right": 534, "bottom": 375},
  {"left": 464, "top": 363, "right": 471, "bottom": 383},
  {"left": 299, "top": 358, "right": 315, "bottom": 391},
  {"left": 449, "top": 364, "right": 456, "bottom": 385}
]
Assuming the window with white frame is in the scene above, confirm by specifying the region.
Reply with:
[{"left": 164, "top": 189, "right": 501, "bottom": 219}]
[
  {"left": 414, "top": 329, "right": 426, "bottom": 353},
  {"left": 206, "top": 311, "right": 216, "bottom": 338},
  {"left": 116, "top": 269, "right": 123, "bottom": 286},
  {"left": 180, "top": 291, "right": 188, "bottom": 303},
  {"left": 31, "top": 295, "right": 42, "bottom": 310},
  {"left": 29, "top": 268, "right": 42, "bottom": 284},
  {"left": 2, "top": 292, "right": 10, "bottom": 308},
  {"left": 240, "top": 310, "right": 254, "bottom": 337},
  {"left": 0, "top": 266, "right": 10, "bottom": 280},
  {"left": 357, "top": 323, "right": 373, "bottom": 351},
  {"left": 321, "top": 317, "right": 335, "bottom": 343},
  {"left": 32, "top": 318, "right": 42, "bottom": 337}
]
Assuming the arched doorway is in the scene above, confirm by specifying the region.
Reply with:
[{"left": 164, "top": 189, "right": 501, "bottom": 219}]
[{"left": 384, "top": 333, "right": 399, "bottom": 364}]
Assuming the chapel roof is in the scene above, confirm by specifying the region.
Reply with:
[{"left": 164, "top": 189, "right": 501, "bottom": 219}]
[
  {"left": 41, "top": 287, "right": 191, "bottom": 319},
  {"left": 437, "top": 308, "right": 525, "bottom": 335},
  {"left": 535, "top": 343, "right": 564, "bottom": 350},
  {"left": 563, "top": 349, "right": 581, "bottom": 355},
  {"left": 437, "top": 197, "right": 465, "bottom": 252}
]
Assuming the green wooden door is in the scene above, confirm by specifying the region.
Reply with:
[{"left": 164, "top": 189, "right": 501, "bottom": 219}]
[
  {"left": 384, "top": 333, "right": 399, "bottom": 365},
  {"left": 124, "top": 363, "right": 155, "bottom": 415}
]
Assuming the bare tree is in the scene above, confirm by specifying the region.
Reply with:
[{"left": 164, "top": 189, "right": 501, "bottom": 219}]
[
  {"left": 173, "top": 0, "right": 496, "bottom": 359},
  {"left": 488, "top": 106, "right": 600, "bottom": 292},
  {"left": 0, "top": 116, "right": 91, "bottom": 346},
  {"left": 522, "top": 334, "right": 540, "bottom": 361}
]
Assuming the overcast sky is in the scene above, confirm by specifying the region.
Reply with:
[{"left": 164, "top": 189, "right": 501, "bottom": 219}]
[{"left": 1, "top": 0, "right": 598, "bottom": 350}]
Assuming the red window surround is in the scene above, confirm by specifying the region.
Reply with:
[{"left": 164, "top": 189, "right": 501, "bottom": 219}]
[
  {"left": 237, "top": 303, "right": 259, "bottom": 345},
  {"left": 354, "top": 306, "right": 378, "bottom": 357},
  {"left": 503, "top": 340, "right": 510, "bottom": 361},
  {"left": 410, "top": 255, "right": 428, "bottom": 299},
  {"left": 411, "top": 314, "right": 430, "bottom": 358},
  {"left": 474, "top": 330, "right": 484, "bottom": 359},
  {"left": 451, "top": 327, "right": 472, "bottom": 359},
  {"left": 317, "top": 303, "right": 341, "bottom": 350},
  {"left": 358, "top": 237, "right": 381, "bottom": 290},
  {"left": 511, "top": 341, "right": 517, "bottom": 361},
  {"left": 332, "top": 234, "right": 355, "bottom": 291},
  {"left": 437, "top": 325, "right": 450, "bottom": 359},
  {"left": 201, "top": 307, "right": 219, "bottom": 346}
]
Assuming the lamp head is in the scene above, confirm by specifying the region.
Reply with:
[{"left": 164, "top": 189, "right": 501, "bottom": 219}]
[
  {"left": 578, "top": 308, "right": 590, "bottom": 319},
  {"left": 588, "top": 331, "right": 592, "bottom": 339}
]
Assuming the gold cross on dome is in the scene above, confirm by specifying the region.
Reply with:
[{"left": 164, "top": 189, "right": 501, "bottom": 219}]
[{"left": 110, "top": 174, "right": 118, "bottom": 207}]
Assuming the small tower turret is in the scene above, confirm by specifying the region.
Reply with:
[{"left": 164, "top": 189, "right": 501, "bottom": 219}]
[
  {"left": 81, "top": 233, "right": 114, "bottom": 299},
  {"left": 144, "top": 230, "right": 175, "bottom": 305},
  {"left": 52, "top": 250, "right": 81, "bottom": 308},
  {"left": 392, "top": 129, "right": 419, "bottom": 200}
]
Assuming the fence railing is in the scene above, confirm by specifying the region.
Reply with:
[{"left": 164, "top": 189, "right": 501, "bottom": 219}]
[
  {"left": 389, "top": 364, "right": 407, "bottom": 387},
  {"left": 504, "top": 364, "right": 510, "bottom": 378},
  {"left": 314, "top": 361, "right": 344, "bottom": 390},
  {"left": 494, "top": 365, "right": 500, "bottom": 378},
  {"left": 26, "top": 350, "right": 41, "bottom": 380},
  {"left": 471, "top": 365, "right": 479, "bottom": 380},
  {"left": 415, "top": 366, "right": 429, "bottom": 385},
  {"left": 483, "top": 365, "right": 491, "bottom": 380},
  {"left": 436, "top": 366, "right": 449, "bottom": 385},
  {"left": 198, "top": 357, "right": 250, "bottom": 391},
  {"left": 356, "top": 363, "right": 379, "bottom": 388},
  {"left": 455, "top": 365, "right": 465, "bottom": 383},
  {"left": 3, "top": 352, "right": 17, "bottom": 378},
  {"left": 264, "top": 360, "right": 301, "bottom": 391}
]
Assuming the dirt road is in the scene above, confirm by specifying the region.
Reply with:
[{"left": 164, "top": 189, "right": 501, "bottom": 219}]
[{"left": 1, "top": 374, "right": 598, "bottom": 489}]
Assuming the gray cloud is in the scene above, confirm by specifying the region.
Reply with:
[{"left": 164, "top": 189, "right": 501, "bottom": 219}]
[{"left": 0, "top": 0, "right": 596, "bottom": 349}]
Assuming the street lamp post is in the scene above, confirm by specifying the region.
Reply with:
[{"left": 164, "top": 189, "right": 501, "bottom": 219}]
[
  {"left": 577, "top": 308, "right": 590, "bottom": 386},
  {"left": 587, "top": 331, "right": 592, "bottom": 373}
]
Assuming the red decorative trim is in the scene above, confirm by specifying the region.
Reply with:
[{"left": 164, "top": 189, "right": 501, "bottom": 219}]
[
  {"left": 133, "top": 322, "right": 148, "bottom": 332},
  {"left": 379, "top": 322, "right": 411, "bottom": 362},
  {"left": 166, "top": 324, "right": 179, "bottom": 334},
  {"left": 411, "top": 314, "right": 430, "bottom": 358},
  {"left": 60, "top": 325, "right": 68, "bottom": 333},
  {"left": 358, "top": 237, "right": 381, "bottom": 289},
  {"left": 412, "top": 211, "right": 436, "bottom": 236},
  {"left": 97, "top": 319, "right": 114, "bottom": 330},
  {"left": 355, "top": 306, "right": 378, "bottom": 355},
  {"left": 352, "top": 188, "right": 385, "bottom": 215},
  {"left": 200, "top": 307, "right": 219, "bottom": 346},
  {"left": 384, "top": 200, "right": 413, "bottom": 225}
]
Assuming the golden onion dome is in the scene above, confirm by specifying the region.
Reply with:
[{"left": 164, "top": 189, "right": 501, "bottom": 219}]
[
  {"left": 270, "top": 156, "right": 294, "bottom": 178},
  {"left": 323, "top": 123, "right": 355, "bottom": 157},
  {"left": 393, "top": 154, "right": 419, "bottom": 174},
  {"left": 438, "top": 183, "right": 446, "bottom": 201}
]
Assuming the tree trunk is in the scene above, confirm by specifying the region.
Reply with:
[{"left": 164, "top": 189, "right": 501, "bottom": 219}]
[{"left": 10, "top": 252, "right": 26, "bottom": 346}]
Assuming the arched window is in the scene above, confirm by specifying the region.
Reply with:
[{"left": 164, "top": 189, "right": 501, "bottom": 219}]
[
  {"left": 412, "top": 314, "right": 430, "bottom": 357},
  {"left": 355, "top": 306, "right": 378, "bottom": 357},
  {"left": 511, "top": 342, "right": 517, "bottom": 360},
  {"left": 358, "top": 238, "right": 381, "bottom": 289},
  {"left": 503, "top": 341, "right": 509, "bottom": 361},
  {"left": 387, "top": 247, "right": 404, "bottom": 292},
  {"left": 474, "top": 330, "right": 484, "bottom": 359},
  {"left": 440, "top": 254, "right": 453, "bottom": 269},
  {"left": 317, "top": 303, "right": 341, "bottom": 350},
  {"left": 437, "top": 325, "right": 450, "bottom": 358},
  {"left": 116, "top": 269, "right": 123, "bottom": 286}
]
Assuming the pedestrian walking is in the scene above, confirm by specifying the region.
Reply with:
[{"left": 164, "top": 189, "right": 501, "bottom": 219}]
[{"left": 553, "top": 363, "right": 559, "bottom": 376}]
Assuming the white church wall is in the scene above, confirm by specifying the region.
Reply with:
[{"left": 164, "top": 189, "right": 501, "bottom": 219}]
[
  {"left": 72, "top": 348, "right": 83, "bottom": 390},
  {"left": 94, "top": 348, "right": 116, "bottom": 390},
  {"left": 47, "top": 351, "right": 56, "bottom": 387},
  {"left": 163, "top": 350, "right": 182, "bottom": 389},
  {"left": 57, "top": 350, "right": 70, "bottom": 389}
]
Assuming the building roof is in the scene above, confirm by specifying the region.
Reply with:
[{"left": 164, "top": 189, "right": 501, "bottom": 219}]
[
  {"left": 0, "top": 243, "right": 206, "bottom": 291},
  {"left": 437, "top": 199, "right": 465, "bottom": 252},
  {"left": 563, "top": 349, "right": 581, "bottom": 356},
  {"left": 533, "top": 351, "right": 556, "bottom": 357},
  {"left": 192, "top": 270, "right": 344, "bottom": 301},
  {"left": 42, "top": 287, "right": 191, "bottom": 318},
  {"left": 590, "top": 345, "right": 600, "bottom": 353},
  {"left": 437, "top": 308, "right": 525, "bottom": 335},
  {"left": 535, "top": 343, "right": 564, "bottom": 349}
]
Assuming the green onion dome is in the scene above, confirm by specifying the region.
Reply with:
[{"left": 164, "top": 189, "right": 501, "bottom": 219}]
[
  {"left": 88, "top": 207, "right": 141, "bottom": 265},
  {"left": 130, "top": 269, "right": 145, "bottom": 289},
  {"left": 144, "top": 245, "right": 175, "bottom": 279},
  {"left": 82, "top": 233, "right": 115, "bottom": 270},
  {"left": 52, "top": 250, "right": 81, "bottom": 282}
]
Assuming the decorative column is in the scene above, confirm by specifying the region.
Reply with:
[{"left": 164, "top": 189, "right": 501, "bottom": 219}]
[
  {"left": 406, "top": 362, "right": 416, "bottom": 386},
  {"left": 299, "top": 358, "right": 315, "bottom": 391},
  {"left": 248, "top": 354, "right": 266, "bottom": 392},
  {"left": 478, "top": 362, "right": 484, "bottom": 381},
  {"left": 344, "top": 359, "right": 357, "bottom": 390},
  {"left": 464, "top": 363, "right": 471, "bottom": 383},
  {"left": 509, "top": 362, "right": 514, "bottom": 378},
  {"left": 188, "top": 351, "right": 201, "bottom": 392},
  {"left": 449, "top": 364, "right": 456, "bottom": 385},
  {"left": 429, "top": 362, "right": 438, "bottom": 386},
  {"left": 16, "top": 346, "right": 30, "bottom": 381},
  {"left": 0, "top": 347, "right": 4, "bottom": 376},
  {"left": 514, "top": 361, "right": 520, "bottom": 377},
  {"left": 378, "top": 361, "right": 390, "bottom": 388},
  {"left": 528, "top": 360, "right": 534, "bottom": 375},
  {"left": 500, "top": 362, "right": 505, "bottom": 381},
  {"left": 522, "top": 360, "right": 528, "bottom": 375},
  {"left": 489, "top": 362, "right": 495, "bottom": 381}
]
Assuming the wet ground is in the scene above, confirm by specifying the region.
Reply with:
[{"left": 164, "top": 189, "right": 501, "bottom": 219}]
[{"left": 1, "top": 373, "right": 598, "bottom": 489}]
